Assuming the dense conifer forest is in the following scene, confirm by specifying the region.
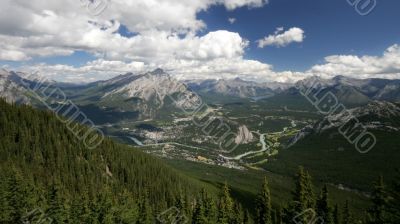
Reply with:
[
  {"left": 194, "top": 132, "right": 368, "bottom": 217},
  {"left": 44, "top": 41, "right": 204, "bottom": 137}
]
[{"left": 1, "top": 98, "right": 399, "bottom": 223}]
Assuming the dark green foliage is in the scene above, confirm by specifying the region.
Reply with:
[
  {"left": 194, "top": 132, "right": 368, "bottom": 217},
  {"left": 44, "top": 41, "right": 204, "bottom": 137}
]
[
  {"left": 217, "top": 183, "right": 235, "bottom": 224},
  {"left": 274, "top": 206, "right": 283, "bottom": 224},
  {"left": 284, "top": 166, "right": 315, "bottom": 223},
  {"left": 333, "top": 204, "right": 341, "bottom": 224},
  {"left": 0, "top": 99, "right": 209, "bottom": 223},
  {"left": 367, "top": 176, "right": 389, "bottom": 224},
  {"left": 46, "top": 183, "right": 68, "bottom": 223},
  {"left": 0, "top": 168, "right": 38, "bottom": 223},
  {"left": 342, "top": 200, "right": 354, "bottom": 224},
  {"left": 192, "top": 190, "right": 210, "bottom": 224},
  {"left": 255, "top": 177, "right": 272, "bottom": 224},
  {"left": 316, "top": 185, "right": 333, "bottom": 224},
  {"left": 243, "top": 209, "right": 252, "bottom": 224},
  {"left": 202, "top": 189, "right": 218, "bottom": 223},
  {"left": 387, "top": 171, "right": 400, "bottom": 223},
  {"left": 137, "top": 192, "right": 152, "bottom": 224}
]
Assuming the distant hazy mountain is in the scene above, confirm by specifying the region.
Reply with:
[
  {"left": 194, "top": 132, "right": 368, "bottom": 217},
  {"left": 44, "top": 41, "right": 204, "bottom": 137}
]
[
  {"left": 0, "top": 69, "right": 31, "bottom": 104},
  {"left": 293, "top": 75, "right": 400, "bottom": 106},
  {"left": 186, "top": 78, "right": 290, "bottom": 98},
  {"left": 186, "top": 75, "right": 400, "bottom": 102},
  {"left": 2, "top": 68, "right": 400, "bottom": 121}
]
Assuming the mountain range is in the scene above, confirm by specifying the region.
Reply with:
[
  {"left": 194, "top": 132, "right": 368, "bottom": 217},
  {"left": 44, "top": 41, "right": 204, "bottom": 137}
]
[
  {"left": 186, "top": 78, "right": 290, "bottom": 98},
  {"left": 293, "top": 75, "right": 400, "bottom": 105},
  {"left": 2, "top": 68, "right": 400, "bottom": 142},
  {"left": 2, "top": 68, "right": 400, "bottom": 116}
]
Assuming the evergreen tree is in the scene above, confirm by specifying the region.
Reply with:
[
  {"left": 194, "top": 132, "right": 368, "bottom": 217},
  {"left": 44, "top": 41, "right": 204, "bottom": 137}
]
[
  {"left": 69, "top": 191, "right": 91, "bottom": 224},
  {"left": 255, "top": 177, "right": 272, "bottom": 224},
  {"left": 342, "top": 200, "right": 353, "bottom": 224},
  {"left": 316, "top": 185, "right": 333, "bottom": 224},
  {"left": 285, "top": 166, "right": 315, "bottom": 223},
  {"left": 137, "top": 192, "right": 152, "bottom": 224},
  {"left": 1, "top": 170, "right": 27, "bottom": 223},
  {"left": 46, "top": 183, "right": 68, "bottom": 224},
  {"left": 217, "top": 183, "right": 234, "bottom": 224},
  {"left": 275, "top": 206, "right": 283, "bottom": 224},
  {"left": 304, "top": 171, "right": 315, "bottom": 209},
  {"left": 333, "top": 204, "right": 341, "bottom": 224},
  {"left": 202, "top": 189, "right": 217, "bottom": 223},
  {"left": 97, "top": 187, "right": 115, "bottom": 224},
  {"left": 387, "top": 170, "right": 400, "bottom": 223},
  {"left": 232, "top": 203, "right": 244, "bottom": 224},
  {"left": 243, "top": 210, "right": 252, "bottom": 224},
  {"left": 192, "top": 188, "right": 218, "bottom": 224},
  {"left": 192, "top": 197, "right": 206, "bottom": 224},
  {"left": 175, "top": 191, "right": 186, "bottom": 216},
  {"left": 116, "top": 190, "right": 138, "bottom": 224},
  {"left": 367, "top": 176, "right": 389, "bottom": 224}
]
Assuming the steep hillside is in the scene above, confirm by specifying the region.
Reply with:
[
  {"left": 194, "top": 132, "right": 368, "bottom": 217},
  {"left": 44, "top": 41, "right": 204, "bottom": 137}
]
[
  {"left": 0, "top": 99, "right": 216, "bottom": 223},
  {"left": 266, "top": 102, "right": 400, "bottom": 192}
]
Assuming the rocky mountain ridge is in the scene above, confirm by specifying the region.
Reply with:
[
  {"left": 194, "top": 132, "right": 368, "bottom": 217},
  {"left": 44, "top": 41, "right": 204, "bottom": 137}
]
[
  {"left": 186, "top": 78, "right": 290, "bottom": 98},
  {"left": 288, "top": 101, "right": 400, "bottom": 147}
]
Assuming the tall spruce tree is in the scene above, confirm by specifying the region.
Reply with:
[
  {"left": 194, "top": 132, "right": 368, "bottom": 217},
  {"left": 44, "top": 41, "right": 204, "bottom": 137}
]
[
  {"left": 217, "top": 183, "right": 234, "bottom": 224},
  {"left": 316, "top": 185, "right": 332, "bottom": 224},
  {"left": 1, "top": 170, "right": 27, "bottom": 223},
  {"left": 255, "top": 177, "right": 272, "bottom": 224},
  {"left": 387, "top": 170, "right": 400, "bottom": 223},
  {"left": 304, "top": 171, "right": 315, "bottom": 209},
  {"left": 137, "top": 192, "right": 152, "bottom": 224},
  {"left": 202, "top": 189, "right": 217, "bottom": 223},
  {"left": 286, "top": 166, "right": 315, "bottom": 223},
  {"left": 333, "top": 204, "right": 341, "bottom": 224},
  {"left": 232, "top": 203, "right": 244, "bottom": 224},
  {"left": 342, "top": 200, "right": 353, "bottom": 224},
  {"left": 46, "top": 183, "right": 68, "bottom": 224},
  {"left": 243, "top": 210, "right": 252, "bottom": 224},
  {"left": 192, "top": 196, "right": 206, "bottom": 224},
  {"left": 367, "top": 176, "right": 389, "bottom": 224},
  {"left": 275, "top": 206, "right": 283, "bottom": 224}
]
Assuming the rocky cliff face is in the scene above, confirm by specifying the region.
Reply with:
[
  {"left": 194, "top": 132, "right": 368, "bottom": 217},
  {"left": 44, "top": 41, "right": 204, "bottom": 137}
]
[
  {"left": 99, "top": 69, "right": 201, "bottom": 119},
  {"left": 235, "top": 125, "right": 254, "bottom": 144},
  {"left": 103, "top": 69, "right": 186, "bottom": 105}
]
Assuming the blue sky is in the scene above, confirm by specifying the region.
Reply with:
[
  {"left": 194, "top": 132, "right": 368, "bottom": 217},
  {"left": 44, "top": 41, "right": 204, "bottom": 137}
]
[
  {"left": 1, "top": 0, "right": 400, "bottom": 82},
  {"left": 198, "top": 0, "right": 400, "bottom": 71}
]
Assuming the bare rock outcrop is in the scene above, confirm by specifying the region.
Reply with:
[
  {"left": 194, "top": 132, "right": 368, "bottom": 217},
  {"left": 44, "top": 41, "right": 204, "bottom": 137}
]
[{"left": 235, "top": 125, "right": 254, "bottom": 144}]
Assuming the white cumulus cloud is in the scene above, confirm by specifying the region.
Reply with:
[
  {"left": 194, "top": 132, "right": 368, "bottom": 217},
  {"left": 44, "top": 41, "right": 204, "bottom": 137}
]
[
  {"left": 257, "top": 27, "right": 305, "bottom": 48},
  {"left": 0, "top": 0, "right": 266, "bottom": 62},
  {"left": 308, "top": 44, "right": 400, "bottom": 79}
]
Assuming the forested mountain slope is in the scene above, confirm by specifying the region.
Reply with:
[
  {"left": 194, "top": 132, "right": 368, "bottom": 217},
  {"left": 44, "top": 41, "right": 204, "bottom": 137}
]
[{"left": 0, "top": 99, "right": 217, "bottom": 223}]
